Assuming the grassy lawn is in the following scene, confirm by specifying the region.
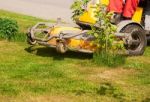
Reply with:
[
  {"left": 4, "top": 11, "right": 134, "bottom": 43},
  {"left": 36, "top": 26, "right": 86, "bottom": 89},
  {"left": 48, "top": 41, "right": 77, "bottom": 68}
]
[{"left": 0, "top": 10, "right": 150, "bottom": 102}]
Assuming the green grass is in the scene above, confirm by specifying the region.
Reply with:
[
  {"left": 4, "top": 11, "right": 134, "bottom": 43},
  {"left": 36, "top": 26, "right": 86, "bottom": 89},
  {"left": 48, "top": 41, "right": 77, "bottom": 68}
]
[{"left": 0, "top": 10, "right": 150, "bottom": 102}]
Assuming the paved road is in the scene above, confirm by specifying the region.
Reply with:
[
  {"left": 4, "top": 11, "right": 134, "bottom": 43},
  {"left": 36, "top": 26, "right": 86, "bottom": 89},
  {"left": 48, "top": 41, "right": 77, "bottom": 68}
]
[{"left": 0, "top": 0, "right": 74, "bottom": 23}]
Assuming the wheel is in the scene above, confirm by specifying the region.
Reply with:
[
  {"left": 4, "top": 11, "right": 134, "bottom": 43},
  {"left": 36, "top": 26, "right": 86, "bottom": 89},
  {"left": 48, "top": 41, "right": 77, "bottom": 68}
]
[
  {"left": 121, "top": 24, "right": 147, "bottom": 56},
  {"left": 56, "top": 42, "right": 67, "bottom": 54},
  {"left": 76, "top": 21, "right": 91, "bottom": 30},
  {"left": 27, "top": 33, "right": 36, "bottom": 45}
]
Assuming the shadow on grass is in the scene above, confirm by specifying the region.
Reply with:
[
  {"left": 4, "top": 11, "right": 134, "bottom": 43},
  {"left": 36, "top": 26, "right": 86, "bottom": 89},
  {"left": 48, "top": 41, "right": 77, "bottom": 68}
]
[
  {"left": 96, "top": 82, "right": 126, "bottom": 101},
  {"left": 25, "top": 46, "right": 93, "bottom": 60}
]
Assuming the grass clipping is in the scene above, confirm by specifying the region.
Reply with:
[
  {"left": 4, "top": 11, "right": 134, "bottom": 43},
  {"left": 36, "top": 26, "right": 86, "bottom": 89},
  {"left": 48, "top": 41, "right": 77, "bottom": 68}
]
[{"left": 88, "top": 4, "right": 126, "bottom": 67}]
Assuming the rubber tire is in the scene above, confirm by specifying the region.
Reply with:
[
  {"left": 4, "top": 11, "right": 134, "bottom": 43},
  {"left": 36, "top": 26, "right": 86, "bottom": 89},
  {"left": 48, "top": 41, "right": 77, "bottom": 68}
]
[
  {"left": 121, "top": 24, "right": 147, "bottom": 56},
  {"left": 56, "top": 43, "right": 67, "bottom": 54},
  {"left": 76, "top": 21, "right": 91, "bottom": 30}
]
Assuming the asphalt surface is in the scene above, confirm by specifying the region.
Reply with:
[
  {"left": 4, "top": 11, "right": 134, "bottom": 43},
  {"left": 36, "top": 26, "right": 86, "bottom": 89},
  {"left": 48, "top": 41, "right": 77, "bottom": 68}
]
[{"left": 0, "top": 0, "right": 74, "bottom": 23}]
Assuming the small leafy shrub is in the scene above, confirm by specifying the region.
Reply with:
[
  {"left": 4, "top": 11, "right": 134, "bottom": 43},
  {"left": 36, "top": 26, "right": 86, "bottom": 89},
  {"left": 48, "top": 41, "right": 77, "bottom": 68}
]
[
  {"left": 0, "top": 18, "right": 19, "bottom": 40},
  {"left": 71, "top": 0, "right": 90, "bottom": 21},
  {"left": 88, "top": 4, "right": 125, "bottom": 67}
]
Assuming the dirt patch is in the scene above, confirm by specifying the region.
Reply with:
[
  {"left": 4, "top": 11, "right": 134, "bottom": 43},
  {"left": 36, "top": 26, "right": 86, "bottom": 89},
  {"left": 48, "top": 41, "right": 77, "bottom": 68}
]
[
  {"left": 86, "top": 68, "right": 137, "bottom": 84},
  {"left": 25, "top": 95, "right": 73, "bottom": 102},
  {"left": 0, "top": 94, "right": 75, "bottom": 102}
]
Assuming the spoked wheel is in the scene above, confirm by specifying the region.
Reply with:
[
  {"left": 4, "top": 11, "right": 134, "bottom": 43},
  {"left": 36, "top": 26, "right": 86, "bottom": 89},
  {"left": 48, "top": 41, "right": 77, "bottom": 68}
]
[{"left": 121, "top": 24, "right": 147, "bottom": 56}]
